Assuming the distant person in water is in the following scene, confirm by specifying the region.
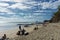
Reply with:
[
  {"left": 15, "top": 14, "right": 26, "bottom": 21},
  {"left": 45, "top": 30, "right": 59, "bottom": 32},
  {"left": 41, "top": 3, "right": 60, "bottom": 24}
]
[{"left": 19, "top": 25, "right": 21, "bottom": 30}]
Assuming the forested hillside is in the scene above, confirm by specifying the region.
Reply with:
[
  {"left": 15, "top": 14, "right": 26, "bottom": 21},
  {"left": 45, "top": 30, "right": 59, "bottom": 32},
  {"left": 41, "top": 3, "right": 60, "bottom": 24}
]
[{"left": 50, "top": 6, "right": 60, "bottom": 23}]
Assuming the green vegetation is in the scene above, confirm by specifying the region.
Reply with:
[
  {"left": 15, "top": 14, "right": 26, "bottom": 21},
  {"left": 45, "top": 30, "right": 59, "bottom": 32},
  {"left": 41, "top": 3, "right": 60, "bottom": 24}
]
[{"left": 49, "top": 6, "right": 60, "bottom": 23}]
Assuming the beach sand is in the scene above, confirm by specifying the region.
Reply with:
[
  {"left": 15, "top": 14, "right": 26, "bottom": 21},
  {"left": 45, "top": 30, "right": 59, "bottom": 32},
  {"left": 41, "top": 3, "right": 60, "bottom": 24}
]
[
  {"left": 0, "top": 28, "right": 19, "bottom": 38},
  {"left": 0, "top": 24, "right": 42, "bottom": 38},
  {"left": 7, "top": 23, "right": 60, "bottom": 40},
  {"left": 1, "top": 23, "right": 60, "bottom": 40}
]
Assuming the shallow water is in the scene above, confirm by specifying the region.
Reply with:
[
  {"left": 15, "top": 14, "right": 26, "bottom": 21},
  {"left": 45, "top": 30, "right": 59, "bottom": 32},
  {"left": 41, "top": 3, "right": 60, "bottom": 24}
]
[
  {"left": 0, "top": 25, "right": 18, "bottom": 31},
  {"left": 0, "top": 22, "right": 32, "bottom": 31},
  {"left": 0, "top": 23, "right": 19, "bottom": 31}
]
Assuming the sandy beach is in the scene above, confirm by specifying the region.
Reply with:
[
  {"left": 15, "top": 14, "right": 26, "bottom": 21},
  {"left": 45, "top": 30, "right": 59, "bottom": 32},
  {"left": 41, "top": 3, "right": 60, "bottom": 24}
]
[
  {"left": 7, "top": 23, "right": 60, "bottom": 40},
  {"left": 0, "top": 24, "right": 42, "bottom": 39},
  {"left": 0, "top": 28, "right": 19, "bottom": 38},
  {"left": 1, "top": 23, "right": 60, "bottom": 40}
]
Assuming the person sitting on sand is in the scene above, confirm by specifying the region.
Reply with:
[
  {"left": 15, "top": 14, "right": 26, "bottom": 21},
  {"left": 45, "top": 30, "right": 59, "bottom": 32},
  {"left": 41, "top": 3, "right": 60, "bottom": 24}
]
[
  {"left": 1, "top": 34, "right": 7, "bottom": 40},
  {"left": 21, "top": 28, "right": 26, "bottom": 35},
  {"left": 34, "top": 25, "right": 38, "bottom": 30},
  {"left": 16, "top": 31, "right": 20, "bottom": 35},
  {"left": 16, "top": 28, "right": 29, "bottom": 36},
  {"left": 34, "top": 27, "right": 38, "bottom": 30}
]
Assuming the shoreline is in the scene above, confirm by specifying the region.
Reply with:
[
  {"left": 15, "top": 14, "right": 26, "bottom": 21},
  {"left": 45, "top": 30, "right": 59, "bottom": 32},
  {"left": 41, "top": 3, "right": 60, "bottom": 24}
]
[
  {"left": 0, "top": 28, "right": 19, "bottom": 38},
  {"left": 0, "top": 24, "right": 42, "bottom": 39}
]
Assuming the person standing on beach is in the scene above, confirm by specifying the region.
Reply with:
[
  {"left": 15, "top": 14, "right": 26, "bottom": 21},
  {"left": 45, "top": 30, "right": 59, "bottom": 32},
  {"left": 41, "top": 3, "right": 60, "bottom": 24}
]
[{"left": 19, "top": 25, "right": 21, "bottom": 30}]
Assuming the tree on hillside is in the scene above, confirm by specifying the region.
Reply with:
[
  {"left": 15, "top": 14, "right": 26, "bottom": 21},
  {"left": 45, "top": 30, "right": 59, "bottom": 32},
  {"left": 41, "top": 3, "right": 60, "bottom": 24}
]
[{"left": 49, "top": 6, "right": 60, "bottom": 23}]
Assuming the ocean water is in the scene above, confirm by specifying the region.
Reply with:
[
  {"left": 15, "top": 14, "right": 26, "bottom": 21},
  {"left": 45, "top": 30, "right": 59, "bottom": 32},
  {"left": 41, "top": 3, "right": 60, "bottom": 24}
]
[
  {"left": 0, "top": 25, "right": 18, "bottom": 31},
  {"left": 0, "top": 22, "right": 32, "bottom": 31},
  {"left": 0, "top": 22, "right": 19, "bottom": 31}
]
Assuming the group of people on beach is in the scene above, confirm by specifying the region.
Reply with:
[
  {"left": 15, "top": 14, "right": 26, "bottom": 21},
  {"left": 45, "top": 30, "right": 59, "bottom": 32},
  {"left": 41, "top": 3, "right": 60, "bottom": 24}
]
[
  {"left": 0, "top": 22, "right": 49, "bottom": 40},
  {"left": 17, "top": 24, "right": 40, "bottom": 36},
  {"left": 17, "top": 25, "right": 29, "bottom": 36},
  {"left": 0, "top": 25, "right": 29, "bottom": 40}
]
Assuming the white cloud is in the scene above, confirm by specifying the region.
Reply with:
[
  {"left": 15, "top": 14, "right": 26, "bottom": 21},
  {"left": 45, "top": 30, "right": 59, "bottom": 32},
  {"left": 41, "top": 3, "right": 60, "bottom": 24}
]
[
  {"left": 0, "top": 16, "right": 29, "bottom": 23},
  {"left": 25, "top": 1, "right": 38, "bottom": 6},
  {"left": 0, "top": 0, "right": 60, "bottom": 23},
  {"left": 0, "top": 16, "right": 20, "bottom": 22},
  {"left": 0, "top": 0, "right": 29, "bottom": 2},
  {"left": 11, "top": 0, "right": 28, "bottom": 2},
  {"left": 0, "top": 7, "right": 9, "bottom": 12},
  {"left": 19, "top": 13, "right": 24, "bottom": 15},
  {"left": 37, "top": 0, "right": 60, "bottom": 9},
  {"left": 41, "top": 2, "right": 51, "bottom": 9},
  {"left": 0, "top": 7, "right": 16, "bottom": 15},
  {"left": 50, "top": 1, "right": 60, "bottom": 9},
  {"left": 0, "top": 0, "right": 10, "bottom": 2},
  {"left": 8, "top": 3, "right": 33, "bottom": 10},
  {"left": 0, "top": 16, "right": 6, "bottom": 19},
  {"left": 0, "top": 0, "right": 60, "bottom": 9},
  {"left": 0, "top": 3, "right": 9, "bottom": 7},
  {"left": 34, "top": 9, "right": 53, "bottom": 13}
]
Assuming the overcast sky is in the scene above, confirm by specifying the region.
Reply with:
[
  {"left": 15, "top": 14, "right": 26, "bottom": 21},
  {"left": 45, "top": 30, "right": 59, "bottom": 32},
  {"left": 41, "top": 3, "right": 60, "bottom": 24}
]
[{"left": 0, "top": 0, "right": 60, "bottom": 23}]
